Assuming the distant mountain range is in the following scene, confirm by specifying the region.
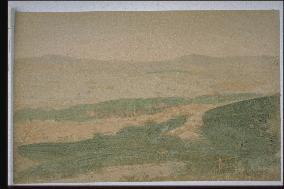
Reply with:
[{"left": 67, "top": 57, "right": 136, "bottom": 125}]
[{"left": 13, "top": 53, "right": 280, "bottom": 110}]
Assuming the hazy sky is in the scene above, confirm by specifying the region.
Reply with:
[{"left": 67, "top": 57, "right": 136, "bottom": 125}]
[{"left": 15, "top": 11, "right": 280, "bottom": 61}]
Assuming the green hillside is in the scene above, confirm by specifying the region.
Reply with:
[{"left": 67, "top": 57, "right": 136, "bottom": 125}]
[
  {"left": 15, "top": 95, "right": 280, "bottom": 182},
  {"left": 198, "top": 95, "right": 281, "bottom": 179},
  {"left": 14, "top": 93, "right": 259, "bottom": 123}
]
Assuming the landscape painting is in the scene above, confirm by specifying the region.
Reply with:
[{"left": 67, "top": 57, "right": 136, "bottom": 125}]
[{"left": 13, "top": 11, "right": 281, "bottom": 183}]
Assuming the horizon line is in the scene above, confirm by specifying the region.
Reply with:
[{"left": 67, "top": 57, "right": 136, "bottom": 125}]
[{"left": 15, "top": 53, "right": 279, "bottom": 63}]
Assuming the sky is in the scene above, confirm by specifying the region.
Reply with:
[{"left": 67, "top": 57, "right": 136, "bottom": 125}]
[{"left": 15, "top": 11, "right": 280, "bottom": 61}]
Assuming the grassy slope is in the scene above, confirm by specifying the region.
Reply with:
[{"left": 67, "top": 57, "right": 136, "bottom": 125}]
[
  {"left": 196, "top": 95, "right": 281, "bottom": 179},
  {"left": 14, "top": 93, "right": 259, "bottom": 123},
  {"left": 15, "top": 95, "right": 280, "bottom": 182},
  {"left": 16, "top": 115, "right": 188, "bottom": 182}
]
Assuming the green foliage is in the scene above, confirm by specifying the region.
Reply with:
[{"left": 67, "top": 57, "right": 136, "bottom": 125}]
[
  {"left": 14, "top": 97, "right": 190, "bottom": 123},
  {"left": 16, "top": 115, "right": 188, "bottom": 182},
  {"left": 199, "top": 95, "right": 281, "bottom": 172},
  {"left": 15, "top": 95, "right": 280, "bottom": 182},
  {"left": 190, "top": 93, "right": 260, "bottom": 104},
  {"left": 14, "top": 93, "right": 259, "bottom": 123}
]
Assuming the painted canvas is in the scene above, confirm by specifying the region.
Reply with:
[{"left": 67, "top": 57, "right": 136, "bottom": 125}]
[{"left": 13, "top": 11, "right": 281, "bottom": 183}]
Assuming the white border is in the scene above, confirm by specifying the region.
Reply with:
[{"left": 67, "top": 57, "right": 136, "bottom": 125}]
[
  {"left": 8, "top": 7, "right": 15, "bottom": 187},
  {"left": 7, "top": 1, "right": 284, "bottom": 12},
  {"left": 8, "top": 1, "right": 283, "bottom": 186},
  {"left": 11, "top": 181, "right": 284, "bottom": 186}
]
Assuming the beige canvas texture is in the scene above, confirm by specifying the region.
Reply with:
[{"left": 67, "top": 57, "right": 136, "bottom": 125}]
[{"left": 13, "top": 11, "right": 281, "bottom": 183}]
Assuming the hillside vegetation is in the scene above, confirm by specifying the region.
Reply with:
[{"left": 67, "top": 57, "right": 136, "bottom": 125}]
[
  {"left": 14, "top": 93, "right": 259, "bottom": 123},
  {"left": 15, "top": 95, "right": 280, "bottom": 182}
]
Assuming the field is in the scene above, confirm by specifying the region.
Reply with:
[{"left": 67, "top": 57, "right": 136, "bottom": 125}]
[
  {"left": 13, "top": 55, "right": 281, "bottom": 183},
  {"left": 14, "top": 95, "right": 280, "bottom": 183}
]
